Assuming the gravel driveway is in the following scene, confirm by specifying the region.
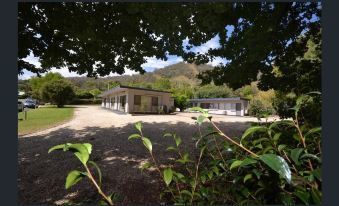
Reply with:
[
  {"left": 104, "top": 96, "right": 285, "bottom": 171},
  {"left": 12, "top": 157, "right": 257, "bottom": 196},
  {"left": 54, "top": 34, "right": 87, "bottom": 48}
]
[{"left": 18, "top": 105, "right": 277, "bottom": 204}]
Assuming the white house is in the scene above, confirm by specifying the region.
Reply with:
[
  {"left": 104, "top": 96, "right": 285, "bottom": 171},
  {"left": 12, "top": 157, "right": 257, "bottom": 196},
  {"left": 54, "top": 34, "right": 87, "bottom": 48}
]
[
  {"left": 99, "top": 85, "right": 174, "bottom": 114},
  {"left": 189, "top": 97, "right": 250, "bottom": 116}
]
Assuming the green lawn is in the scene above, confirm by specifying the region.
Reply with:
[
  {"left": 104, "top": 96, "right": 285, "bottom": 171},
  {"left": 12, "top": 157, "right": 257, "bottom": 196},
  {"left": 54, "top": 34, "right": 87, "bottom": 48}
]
[{"left": 18, "top": 106, "right": 74, "bottom": 135}]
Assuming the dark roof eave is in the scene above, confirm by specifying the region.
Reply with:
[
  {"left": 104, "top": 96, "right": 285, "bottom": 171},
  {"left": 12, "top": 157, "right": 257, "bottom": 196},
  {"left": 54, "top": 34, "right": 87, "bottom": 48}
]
[{"left": 99, "top": 85, "right": 172, "bottom": 97}]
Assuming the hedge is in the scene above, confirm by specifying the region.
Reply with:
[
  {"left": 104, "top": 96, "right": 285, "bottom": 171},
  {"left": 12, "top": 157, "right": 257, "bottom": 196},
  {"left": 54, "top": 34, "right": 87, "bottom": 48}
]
[{"left": 69, "top": 98, "right": 102, "bottom": 105}]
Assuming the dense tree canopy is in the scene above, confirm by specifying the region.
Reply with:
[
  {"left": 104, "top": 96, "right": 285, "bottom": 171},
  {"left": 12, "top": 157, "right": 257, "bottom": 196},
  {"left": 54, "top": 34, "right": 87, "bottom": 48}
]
[{"left": 19, "top": 2, "right": 321, "bottom": 93}]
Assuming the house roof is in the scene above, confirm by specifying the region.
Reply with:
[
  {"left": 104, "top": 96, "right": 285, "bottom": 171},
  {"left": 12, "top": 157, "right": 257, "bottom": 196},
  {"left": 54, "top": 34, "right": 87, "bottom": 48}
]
[
  {"left": 189, "top": 97, "right": 250, "bottom": 102},
  {"left": 99, "top": 85, "right": 172, "bottom": 97}
]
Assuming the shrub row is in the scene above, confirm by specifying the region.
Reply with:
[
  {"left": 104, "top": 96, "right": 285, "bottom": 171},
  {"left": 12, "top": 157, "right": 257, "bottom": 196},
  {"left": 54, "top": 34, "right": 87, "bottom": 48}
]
[{"left": 69, "top": 98, "right": 102, "bottom": 105}]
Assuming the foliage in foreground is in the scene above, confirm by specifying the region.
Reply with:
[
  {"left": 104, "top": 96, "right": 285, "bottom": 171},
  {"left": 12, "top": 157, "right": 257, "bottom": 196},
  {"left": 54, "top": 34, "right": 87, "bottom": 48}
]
[
  {"left": 48, "top": 93, "right": 321, "bottom": 205},
  {"left": 48, "top": 143, "right": 115, "bottom": 205},
  {"left": 41, "top": 79, "right": 75, "bottom": 107},
  {"left": 129, "top": 93, "right": 321, "bottom": 205}
]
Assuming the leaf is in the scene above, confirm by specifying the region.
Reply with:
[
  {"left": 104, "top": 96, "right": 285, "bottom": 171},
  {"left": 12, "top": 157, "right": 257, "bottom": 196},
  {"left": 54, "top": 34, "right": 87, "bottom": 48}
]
[
  {"left": 163, "top": 133, "right": 172, "bottom": 138},
  {"left": 141, "top": 137, "right": 152, "bottom": 152},
  {"left": 311, "top": 188, "right": 321, "bottom": 204},
  {"left": 88, "top": 161, "right": 102, "bottom": 187},
  {"left": 312, "top": 168, "right": 322, "bottom": 181},
  {"left": 196, "top": 115, "right": 206, "bottom": 125},
  {"left": 48, "top": 143, "right": 90, "bottom": 165},
  {"left": 68, "top": 144, "right": 90, "bottom": 165},
  {"left": 304, "top": 127, "right": 321, "bottom": 138},
  {"left": 230, "top": 160, "right": 242, "bottom": 170},
  {"left": 241, "top": 158, "right": 258, "bottom": 167},
  {"left": 65, "top": 170, "right": 87, "bottom": 189},
  {"left": 48, "top": 144, "right": 68, "bottom": 153},
  {"left": 174, "top": 172, "right": 184, "bottom": 179},
  {"left": 294, "top": 190, "right": 310, "bottom": 204},
  {"left": 290, "top": 148, "right": 304, "bottom": 165},
  {"left": 278, "top": 144, "right": 287, "bottom": 152},
  {"left": 259, "top": 154, "right": 292, "bottom": 184},
  {"left": 135, "top": 121, "right": 142, "bottom": 132},
  {"left": 212, "top": 166, "right": 219, "bottom": 176},
  {"left": 173, "top": 134, "right": 182, "bottom": 147},
  {"left": 166, "top": 146, "right": 177, "bottom": 151},
  {"left": 181, "top": 190, "right": 192, "bottom": 197},
  {"left": 281, "top": 194, "right": 294, "bottom": 205},
  {"left": 140, "top": 162, "right": 152, "bottom": 171},
  {"left": 128, "top": 133, "right": 141, "bottom": 140},
  {"left": 163, "top": 168, "right": 173, "bottom": 186},
  {"left": 243, "top": 174, "right": 253, "bottom": 183},
  {"left": 268, "top": 120, "right": 294, "bottom": 130},
  {"left": 83, "top": 143, "right": 92, "bottom": 154},
  {"left": 190, "top": 107, "right": 208, "bottom": 115},
  {"left": 273, "top": 133, "right": 282, "bottom": 141},
  {"left": 241, "top": 126, "right": 268, "bottom": 142},
  {"left": 300, "top": 153, "right": 321, "bottom": 163}
]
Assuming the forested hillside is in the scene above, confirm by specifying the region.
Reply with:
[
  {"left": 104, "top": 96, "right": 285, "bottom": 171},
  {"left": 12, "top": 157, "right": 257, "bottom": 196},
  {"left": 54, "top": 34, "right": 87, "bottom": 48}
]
[{"left": 18, "top": 62, "right": 275, "bottom": 116}]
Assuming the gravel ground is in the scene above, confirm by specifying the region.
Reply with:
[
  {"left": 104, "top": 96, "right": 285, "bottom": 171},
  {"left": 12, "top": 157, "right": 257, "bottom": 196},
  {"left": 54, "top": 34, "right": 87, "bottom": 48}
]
[{"left": 18, "top": 105, "right": 280, "bottom": 204}]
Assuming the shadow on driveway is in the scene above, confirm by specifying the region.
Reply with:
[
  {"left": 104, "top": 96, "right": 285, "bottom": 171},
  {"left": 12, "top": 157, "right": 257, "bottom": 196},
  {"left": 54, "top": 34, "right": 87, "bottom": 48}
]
[{"left": 18, "top": 120, "right": 251, "bottom": 204}]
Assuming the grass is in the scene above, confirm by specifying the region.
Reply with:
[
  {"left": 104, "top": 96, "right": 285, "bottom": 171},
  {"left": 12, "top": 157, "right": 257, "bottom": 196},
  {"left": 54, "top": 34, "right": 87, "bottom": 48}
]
[{"left": 18, "top": 106, "right": 75, "bottom": 135}]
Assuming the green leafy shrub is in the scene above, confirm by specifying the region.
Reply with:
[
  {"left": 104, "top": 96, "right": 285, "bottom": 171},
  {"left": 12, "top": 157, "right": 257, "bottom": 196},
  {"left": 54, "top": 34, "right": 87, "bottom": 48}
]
[
  {"left": 69, "top": 98, "right": 102, "bottom": 105},
  {"left": 129, "top": 94, "right": 321, "bottom": 205},
  {"left": 48, "top": 143, "right": 116, "bottom": 205},
  {"left": 41, "top": 79, "right": 75, "bottom": 107}
]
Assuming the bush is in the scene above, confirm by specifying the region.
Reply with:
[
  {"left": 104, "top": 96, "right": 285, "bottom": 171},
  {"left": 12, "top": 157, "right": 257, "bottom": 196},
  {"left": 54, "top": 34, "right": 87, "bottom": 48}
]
[
  {"left": 69, "top": 98, "right": 102, "bottom": 105},
  {"left": 41, "top": 79, "right": 75, "bottom": 107},
  {"left": 75, "top": 90, "right": 94, "bottom": 99},
  {"left": 248, "top": 99, "right": 274, "bottom": 119},
  {"left": 128, "top": 95, "right": 321, "bottom": 205}
]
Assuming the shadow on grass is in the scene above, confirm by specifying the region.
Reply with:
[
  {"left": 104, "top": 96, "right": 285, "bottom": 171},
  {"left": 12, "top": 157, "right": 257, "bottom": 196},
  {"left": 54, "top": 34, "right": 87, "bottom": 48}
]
[{"left": 18, "top": 120, "right": 251, "bottom": 205}]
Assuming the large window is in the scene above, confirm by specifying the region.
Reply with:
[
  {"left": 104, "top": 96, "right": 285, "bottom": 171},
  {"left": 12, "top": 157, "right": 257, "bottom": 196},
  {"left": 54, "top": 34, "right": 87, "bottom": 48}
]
[
  {"left": 120, "top": 95, "right": 126, "bottom": 110},
  {"left": 200, "top": 103, "right": 210, "bottom": 109},
  {"left": 231, "top": 103, "right": 236, "bottom": 111},
  {"left": 152, "top": 96, "right": 158, "bottom": 106},
  {"left": 134, "top": 95, "right": 141, "bottom": 105}
]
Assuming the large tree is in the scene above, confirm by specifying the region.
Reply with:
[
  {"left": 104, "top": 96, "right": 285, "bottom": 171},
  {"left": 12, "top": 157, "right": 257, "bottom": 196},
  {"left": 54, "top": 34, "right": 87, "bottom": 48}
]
[{"left": 19, "top": 2, "right": 321, "bottom": 93}]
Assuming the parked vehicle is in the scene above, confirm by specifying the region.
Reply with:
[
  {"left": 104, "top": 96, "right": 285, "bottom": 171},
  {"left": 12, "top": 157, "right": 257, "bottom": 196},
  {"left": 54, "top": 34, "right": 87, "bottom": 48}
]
[
  {"left": 24, "top": 99, "right": 38, "bottom": 109},
  {"left": 18, "top": 101, "right": 24, "bottom": 112}
]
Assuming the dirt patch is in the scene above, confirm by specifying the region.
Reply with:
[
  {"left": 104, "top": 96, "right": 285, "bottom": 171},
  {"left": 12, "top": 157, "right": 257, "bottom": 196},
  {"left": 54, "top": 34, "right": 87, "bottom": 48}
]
[{"left": 18, "top": 105, "right": 271, "bottom": 204}]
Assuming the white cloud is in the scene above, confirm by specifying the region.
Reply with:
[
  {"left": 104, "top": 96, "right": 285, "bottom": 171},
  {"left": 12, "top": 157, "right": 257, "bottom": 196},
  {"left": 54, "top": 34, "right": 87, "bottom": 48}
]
[
  {"left": 141, "top": 55, "right": 183, "bottom": 70},
  {"left": 207, "top": 57, "right": 228, "bottom": 67},
  {"left": 183, "top": 35, "right": 221, "bottom": 54}
]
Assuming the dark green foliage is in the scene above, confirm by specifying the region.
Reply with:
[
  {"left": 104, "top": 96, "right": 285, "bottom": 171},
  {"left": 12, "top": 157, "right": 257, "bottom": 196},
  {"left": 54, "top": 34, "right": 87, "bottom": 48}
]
[
  {"left": 69, "top": 98, "right": 102, "bottom": 105},
  {"left": 75, "top": 90, "right": 94, "bottom": 99},
  {"left": 41, "top": 79, "right": 75, "bottom": 107},
  {"left": 48, "top": 143, "right": 114, "bottom": 205},
  {"left": 248, "top": 99, "right": 274, "bottom": 119},
  {"left": 129, "top": 95, "right": 321, "bottom": 205},
  {"left": 194, "top": 84, "right": 233, "bottom": 98},
  {"left": 173, "top": 94, "right": 189, "bottom": 112},
  {"left": 29, "top": 72, "right": 64, "bottom": 100}
]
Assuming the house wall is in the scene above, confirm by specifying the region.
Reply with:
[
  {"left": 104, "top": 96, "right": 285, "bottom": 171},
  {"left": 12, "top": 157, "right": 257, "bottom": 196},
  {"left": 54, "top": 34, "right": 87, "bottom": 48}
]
[
  {"left": 190, "top": 99, "right": 249, "bottom": 116},
  {"left": 102, "top": 90, "right": 129, "bottom": 113},
  {"left": 101, "top": 89, "right": 173, "bottom": 113},
  {"left": 127, "top": 89, "right": 173, "bottom": 113}
]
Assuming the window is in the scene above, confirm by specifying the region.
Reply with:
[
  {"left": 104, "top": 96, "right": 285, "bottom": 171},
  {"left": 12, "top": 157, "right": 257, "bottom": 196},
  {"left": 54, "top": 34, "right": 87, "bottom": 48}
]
[
  {"left": 224, "top": 103, "right": 231, "bottom": 110},
  {"left": 152, "top": 96, "right": 158, "bottom": 106},
  {"left": 120, "top": 95, "right": 126, "bottom": 109},
  {"left": 134, "top": 95, "right": 141, "bottom": 105},
  {"left": 231, "top": 103, "right": 236, "bottom": 111},
  {"left": 200, "top": 103, "right": 210, "bottom": 109}
]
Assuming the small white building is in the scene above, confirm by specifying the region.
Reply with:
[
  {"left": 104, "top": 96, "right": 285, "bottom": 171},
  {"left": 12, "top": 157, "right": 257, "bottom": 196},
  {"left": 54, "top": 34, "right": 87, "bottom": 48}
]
[
  {"left": 189, "top": 97, "right": 250, "bottom": 116},
  {"left": 99, "top": 85, "right": 174, "bottom": 114}
]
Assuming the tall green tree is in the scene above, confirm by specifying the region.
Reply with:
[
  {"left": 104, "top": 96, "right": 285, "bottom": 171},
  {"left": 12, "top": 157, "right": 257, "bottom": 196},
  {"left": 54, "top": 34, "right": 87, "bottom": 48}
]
[
  {"left": 19, "top": 2, "right": 320, "bottom": 84},
  {"left": 41, "top": 79, "right": 75, "bottom": 107},
  {"left": 29, "top": 72, "right": 64, "bottom": 100}
]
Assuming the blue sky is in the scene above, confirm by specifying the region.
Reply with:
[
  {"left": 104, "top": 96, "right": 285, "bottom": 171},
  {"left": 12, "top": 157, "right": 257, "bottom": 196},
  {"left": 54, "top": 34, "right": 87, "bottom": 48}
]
[{"left": 19, "top": 30, "right": 232, "bottom": 80}]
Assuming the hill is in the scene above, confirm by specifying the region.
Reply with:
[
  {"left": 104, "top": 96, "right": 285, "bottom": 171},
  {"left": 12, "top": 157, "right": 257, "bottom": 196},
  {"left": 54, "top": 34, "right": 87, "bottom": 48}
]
[{"left": 66, "top": 62, "right": 214, "bottom": 90}]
